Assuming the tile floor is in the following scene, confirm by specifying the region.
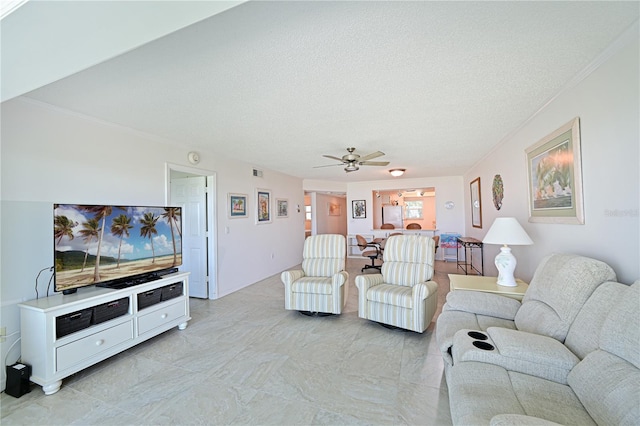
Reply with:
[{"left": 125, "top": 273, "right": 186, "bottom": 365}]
[{"left": 1, "top": 259, "right": 459, "bottom": 425}]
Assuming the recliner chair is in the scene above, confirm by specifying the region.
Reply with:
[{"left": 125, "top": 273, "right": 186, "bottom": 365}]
[
  {"left": 356, "top": 234, "right": 438, "bottom": 333},
  {"left": 281, "top": 234, "right": 349, "bottom": 315}
]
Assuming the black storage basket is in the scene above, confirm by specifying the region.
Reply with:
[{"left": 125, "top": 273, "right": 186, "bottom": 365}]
[
  {"left": 92, "top": 297, "right": 129, "bottom": 325},
  {"left": 161, "top": 282, "right": 183, "bottom": 301},
  {"left": 56, "top": 308, "right": 93, "bottom": 338},
  {"left": 137, "top": 289, "right": 162, "bottom": 310}
]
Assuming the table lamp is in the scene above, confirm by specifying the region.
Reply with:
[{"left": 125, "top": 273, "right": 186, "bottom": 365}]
[{"left": 482, "top": 217, "right": 533, "bottom": 286}]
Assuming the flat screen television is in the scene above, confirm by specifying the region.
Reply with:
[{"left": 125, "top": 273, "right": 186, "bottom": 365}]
[{"left": 54, "top": 204, "right": 182, "bottom": 294}]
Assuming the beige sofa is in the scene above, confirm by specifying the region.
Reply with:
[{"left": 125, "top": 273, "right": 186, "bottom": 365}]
[{"left": 436, "top": 253, "right": 640, "bottom": 425}]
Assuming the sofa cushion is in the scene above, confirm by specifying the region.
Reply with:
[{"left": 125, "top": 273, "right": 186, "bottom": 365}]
[
  {"left": 444, "top": 290, "right": 521, "bottom": 320},
  {"left": 447, "top": 361, "right": 526, "bottom": 424},
  {"left": 568, "top": 350, "right": 640, "bottom": 426},
  {"left": 566, "top": 282, "right": 639, "bottom": 426},
  {"left": 508, "top": 371, "right": 596, "bottom": 426},
  {"left": 490, "top": 414, "right": 564, "bottom": 425},
  {"left": 452, "top": 327, "right": 580, "bottom": 384},
  {"left": 448, "top": 362, "right": 596, "bottom": 426},
  {"left": 599, "top": 281, "right": 640, "bottom": 368},
  {"left": 514, "top": 253, "right": 616, "bottom": 341},
  {"left": 564, "top": 281, "right": 628, "bottom": 359}
]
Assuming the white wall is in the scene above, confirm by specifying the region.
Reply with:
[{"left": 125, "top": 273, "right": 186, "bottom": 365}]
[
  {"left": 0, "top": 98, "right": 305, "bottom": 388},
  {"left": 463, "top": 33, "right": 639, "bottom": 284},
  {"left": 314, "top": 193, "right": 347, "bottom": 235}
]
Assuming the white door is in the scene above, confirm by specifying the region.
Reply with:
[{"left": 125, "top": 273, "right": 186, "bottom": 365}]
[{"left": 170, "top": 176, "right": 208, "bottom": 298}]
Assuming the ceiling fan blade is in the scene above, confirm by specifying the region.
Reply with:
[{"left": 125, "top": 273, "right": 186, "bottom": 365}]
[
  {"left": 360, "top": 161, "right": 390, "bottom": 166},
  {"left": 322, "top": 155, "right": 344, "bottom": 162},
  {"left": 313, "top": 163, "right": 344, "bottom": 168},
  {"left": 358, "top": 151, "right": 385, "bottom": 162}
]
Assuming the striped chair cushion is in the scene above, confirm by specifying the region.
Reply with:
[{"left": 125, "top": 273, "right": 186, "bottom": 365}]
[
  {"left": 292, "top": 277, "right": 333, "bottom": 295},
  {"left": 382, "top": 235, "right": 434, "bottom": 286},
  {"left": 367, "top": 284, "right": 413, "bottom": 308},
  {"left": 302, "top": 234, "right": 346, "bottom": 277}
]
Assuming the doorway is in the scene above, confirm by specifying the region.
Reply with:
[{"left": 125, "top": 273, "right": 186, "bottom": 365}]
[
  {"left": 373, "top": 188, "right": 436, "bottom": 230},
  {"left": 166, "top": 163, "right": 217, "bottom": 299}
]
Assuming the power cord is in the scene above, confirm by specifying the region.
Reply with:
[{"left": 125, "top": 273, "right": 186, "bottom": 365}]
[
  {"left": 35, "top": 266, "right": 54, "bottom": 299},
  {"left": 46, "top": 272, "right": 55, "bottom": 296},
  {"left": 3, "top": 333, "right": 21, "bottom": 367}
]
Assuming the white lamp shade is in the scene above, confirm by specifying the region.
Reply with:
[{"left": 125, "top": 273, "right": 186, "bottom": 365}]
[{"left": 482, "top": 217, "right": 533, "bottom": 246}]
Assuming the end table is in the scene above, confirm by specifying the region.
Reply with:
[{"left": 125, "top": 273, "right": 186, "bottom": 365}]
[{"left": 448, "top": 274, "right": 528, "bottom": 301}]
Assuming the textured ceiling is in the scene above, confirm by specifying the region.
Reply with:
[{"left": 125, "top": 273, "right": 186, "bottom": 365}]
[{"left": 20, "top": 1, "right": 639, "bottom": 182}]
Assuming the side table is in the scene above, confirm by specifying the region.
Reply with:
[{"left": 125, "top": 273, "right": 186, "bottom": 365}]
[
  {"left": 448, "top": 274, "right": 528, "bottom": 301},
  {"left": 456, "top": 237, "right": 484, "bottom": 275}
]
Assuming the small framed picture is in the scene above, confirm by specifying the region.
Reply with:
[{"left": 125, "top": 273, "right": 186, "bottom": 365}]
[
  {"left": 328, "top": 203, "right": 341, "bottom": 216},
  {"left": 352, "top": 200, "right": 366, "bottom": 219},
  {"left": 228, "top": 193, "right": 248, "bottom": 218},
  {"left": 256, "top": 189, "right": 271, "bottom": 224},
  {"left": 276, "top": 198, "right": 289, "bottom": 218}
]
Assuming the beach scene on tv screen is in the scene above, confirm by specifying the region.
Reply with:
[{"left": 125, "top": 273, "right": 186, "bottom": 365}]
[{"left": 54, "top": 204, "right": 182, "bottom": 291}]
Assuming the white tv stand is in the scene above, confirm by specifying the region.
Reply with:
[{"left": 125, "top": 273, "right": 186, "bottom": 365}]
[{"left": 18, "top": 271, "right": 190, "bottom": 395}]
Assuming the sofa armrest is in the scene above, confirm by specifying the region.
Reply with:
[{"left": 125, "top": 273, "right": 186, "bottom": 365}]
[
  {"left": 332, "top": 271, "right": 349, "bottom": 305},
  {"left": 453, "top": 327, "right": 580, "bottom": 384},
  {"left": 355, "top": 273, "right": 384, "bottom": 291},
  {"left": 281, "top": 269, "right": 305, "bottom": 287},
  {"left": 355, "top": 274, "right": 384, "bottom": 317},
  {"left": 490, "top": 414, "right": 565, "bottom": 426},
  {"left": 332, "top": 271, "right": 348, "bottom": 287},
  {"left": 444, "top": 290, "right": 521, "bottom": 320},
  {"left": 412, "top": 280, "right": 438, "bottom": 302}
]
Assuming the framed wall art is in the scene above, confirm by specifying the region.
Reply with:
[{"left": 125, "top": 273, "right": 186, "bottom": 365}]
[
  {"left": 256, "top": 189, "right": 271, "bottom": 224},
  {"left": 328, "top": 203, "right": 341, "bottom": 216},
  {"left": 276, "top": 198, "right": 289, "bottom": 218},
  {"left": 526, "top": 117, "right": 584, "bottom": 224},
  {"left": 352, "top": 200, "right": 366, "bottom": 219},
  {"left": 228, "top": 193, "right": 248, "bottom": 218},
  {"left": 470, "top": 177, "right": 482, "bottom": 228}
]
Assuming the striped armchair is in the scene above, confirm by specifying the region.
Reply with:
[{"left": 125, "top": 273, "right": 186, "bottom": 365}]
[
  {"left": 281, "top": 234, "right": 349, "bottom": 315},
  {"left": 356, "top": 234, "right": 438, "bottom": 332}
]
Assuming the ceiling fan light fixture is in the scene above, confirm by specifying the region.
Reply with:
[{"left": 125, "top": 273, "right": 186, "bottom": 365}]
[{"left": 389, "top": 168, "right": 405, "bottom": 177}]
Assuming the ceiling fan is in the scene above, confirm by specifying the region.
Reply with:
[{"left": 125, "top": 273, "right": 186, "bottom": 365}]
[{"left": 315, "top": 147, "right": 390, "bottom": 173}]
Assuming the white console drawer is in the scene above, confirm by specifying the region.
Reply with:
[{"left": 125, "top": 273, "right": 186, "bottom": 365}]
[
  {"left": 56, "top": 321, "right": 133, "bottom": 371},
  {"left": 138, "top": 300, "right": 187, "bottom": 335}
]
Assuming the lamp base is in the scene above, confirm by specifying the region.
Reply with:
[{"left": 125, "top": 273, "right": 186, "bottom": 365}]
[{"left": 495, "top": 245, "right": 518, "bottom": 287}]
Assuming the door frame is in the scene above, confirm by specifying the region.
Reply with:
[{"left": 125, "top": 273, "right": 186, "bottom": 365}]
[{"left": 165, "top": 162, "right": 218, "bottom": 299}]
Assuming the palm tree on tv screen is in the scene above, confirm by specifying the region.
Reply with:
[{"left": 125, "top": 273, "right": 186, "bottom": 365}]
[
  {"left": 140, "top": 212, "right": 159, "bottom": 264},
  {"left": 79, "top": 205, "right": 113, "bottom": 282},
  {"left": 162, "top": 207, "right": 181, "bottom": 266},
  {"left": 111, "top": 214, "right": 133, "bottom": 268},
  {"left": 54, "top": 215, "right": 77, "bottom": 245},
  {"left": 78, "top": 218, "right": 100, "bottom": 272}
]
